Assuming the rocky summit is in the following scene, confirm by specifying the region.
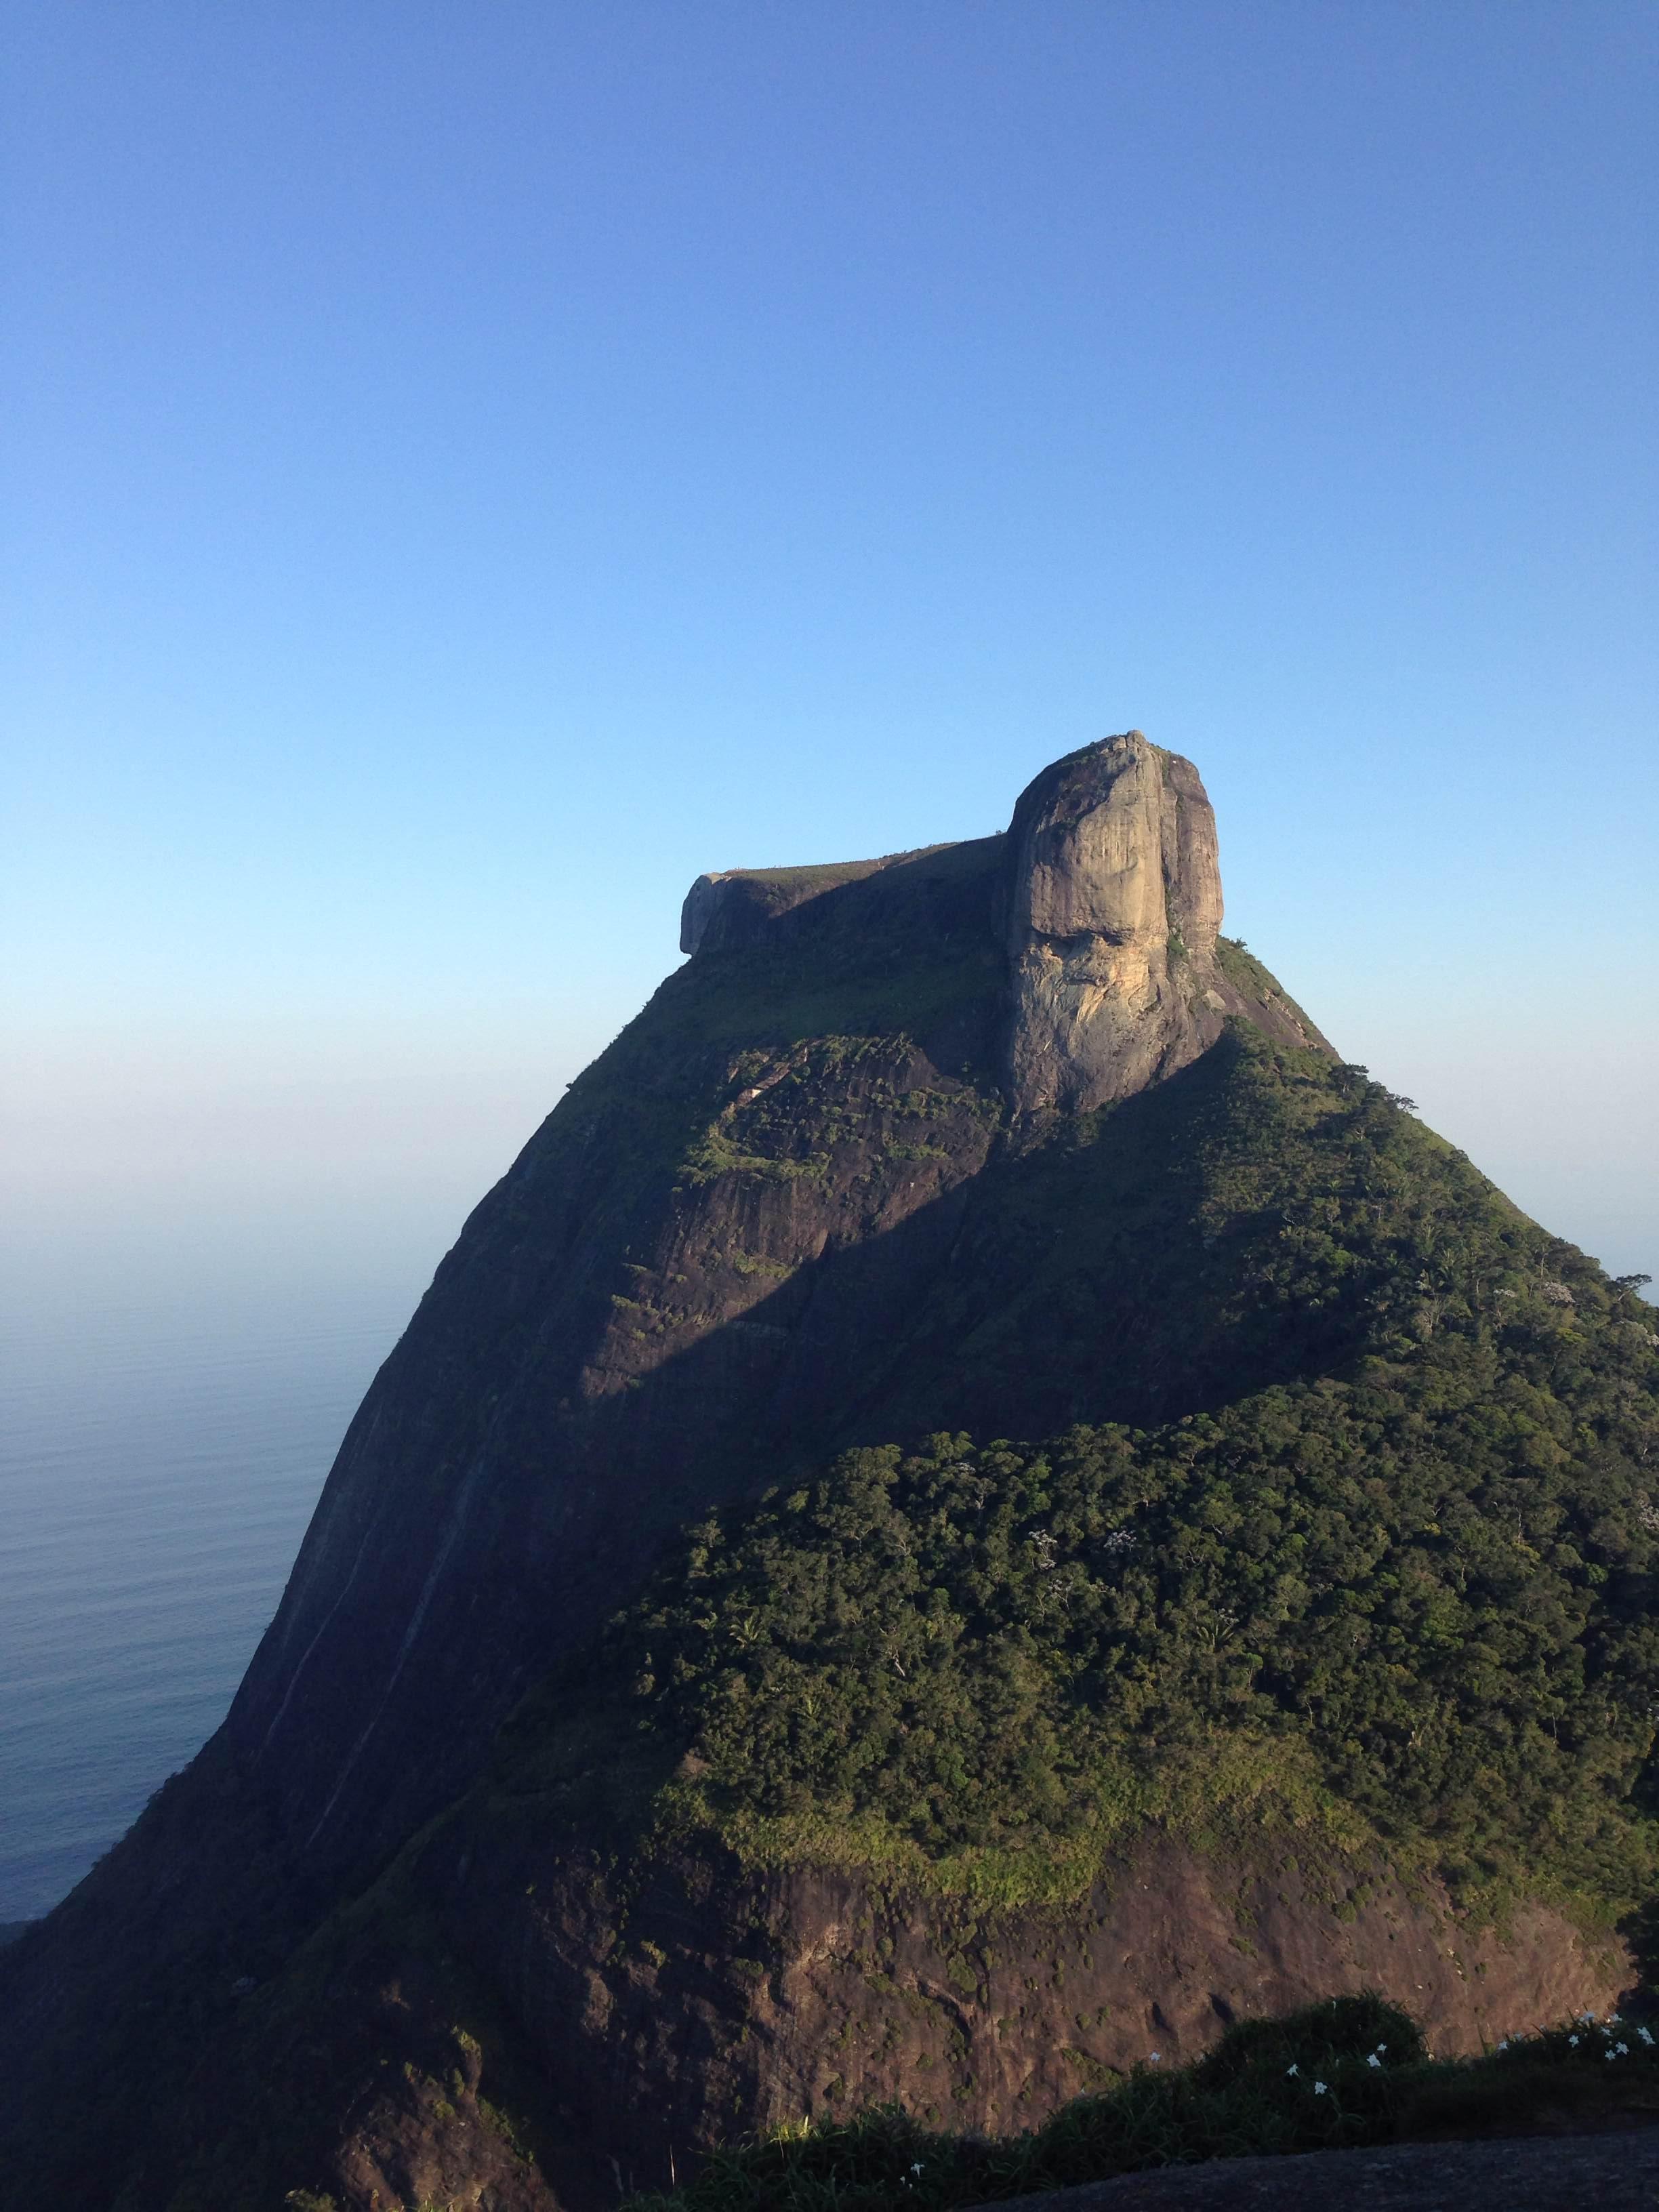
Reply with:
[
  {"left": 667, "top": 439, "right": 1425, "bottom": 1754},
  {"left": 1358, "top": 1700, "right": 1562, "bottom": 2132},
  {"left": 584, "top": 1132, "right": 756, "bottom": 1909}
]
[{"left": 2, "top": 734, "right": 1655, "bottom": 2212}]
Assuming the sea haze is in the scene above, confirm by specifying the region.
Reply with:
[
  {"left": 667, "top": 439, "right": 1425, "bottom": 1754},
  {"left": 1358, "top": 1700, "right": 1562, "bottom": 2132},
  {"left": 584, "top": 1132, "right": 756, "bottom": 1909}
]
[{"left": 0, "top": 1197, "right": 450, "bottom": 1923}]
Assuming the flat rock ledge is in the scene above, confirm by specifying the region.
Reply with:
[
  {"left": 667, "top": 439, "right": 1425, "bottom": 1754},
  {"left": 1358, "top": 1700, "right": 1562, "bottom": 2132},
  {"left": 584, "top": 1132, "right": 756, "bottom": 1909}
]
[{"left": 967, "top": 2127, "right": 1659, "bottom": 2212}]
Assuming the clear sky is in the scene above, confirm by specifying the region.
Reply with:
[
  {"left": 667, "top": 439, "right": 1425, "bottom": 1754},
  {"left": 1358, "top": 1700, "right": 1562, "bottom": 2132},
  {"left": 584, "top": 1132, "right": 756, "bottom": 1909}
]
[{"left": 6, "top": 1, "right": 1656, "bottom": 1287}]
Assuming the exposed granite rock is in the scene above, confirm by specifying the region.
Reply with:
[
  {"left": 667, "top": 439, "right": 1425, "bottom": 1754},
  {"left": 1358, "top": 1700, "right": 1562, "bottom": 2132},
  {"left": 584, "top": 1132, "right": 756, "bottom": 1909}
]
[
  {"left": 142, "top": 1822, "right": 1628, "bottom": 2211},
  {"left": 680, "top": 733, "right": 1329, "bottom": 1118},
  {"left": 414, "top": 1828, "right": 1624, "bottom": 2205},
  {"left": 1006, "top": 733, "right": 1254, "bottom": 1116},
  {"left": 225, "top": 781, "right": 1328, "bottom": 1892}
]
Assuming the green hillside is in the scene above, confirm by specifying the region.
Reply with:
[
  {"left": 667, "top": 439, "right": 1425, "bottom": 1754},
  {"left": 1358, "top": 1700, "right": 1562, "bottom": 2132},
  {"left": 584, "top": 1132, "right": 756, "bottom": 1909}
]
[{"left": 502, "top": 1040, "right": 1659, "bottom": 1919}]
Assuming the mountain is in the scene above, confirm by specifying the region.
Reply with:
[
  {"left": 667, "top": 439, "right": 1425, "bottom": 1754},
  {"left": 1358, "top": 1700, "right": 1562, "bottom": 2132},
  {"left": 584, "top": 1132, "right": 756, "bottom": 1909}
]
[{"left": 2, "top": 732, "right": 1654, "bottom": 2211}]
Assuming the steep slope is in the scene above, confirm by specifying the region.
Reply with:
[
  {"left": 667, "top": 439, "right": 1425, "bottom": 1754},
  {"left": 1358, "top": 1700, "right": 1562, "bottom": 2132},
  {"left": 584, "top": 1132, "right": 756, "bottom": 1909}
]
[{"left": 1, "top": 733, "right": 1653, "bottom": 2212}]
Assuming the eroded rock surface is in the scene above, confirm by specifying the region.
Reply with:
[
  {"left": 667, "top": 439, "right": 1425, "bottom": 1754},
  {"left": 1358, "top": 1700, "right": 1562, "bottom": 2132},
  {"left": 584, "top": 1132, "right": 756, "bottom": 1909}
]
[
  {"left": 177, "top": 1826, "right": 1628, "bottom": 2212},
  {"left": 435, "top": 1832, "right": 1624, "bottom": 2200},
  {"left": 680, "top": 846, "right": 956, "bottom": 955},
  {"left": 1005, "top": 733, "right": 1283, "bottom": 1115}
]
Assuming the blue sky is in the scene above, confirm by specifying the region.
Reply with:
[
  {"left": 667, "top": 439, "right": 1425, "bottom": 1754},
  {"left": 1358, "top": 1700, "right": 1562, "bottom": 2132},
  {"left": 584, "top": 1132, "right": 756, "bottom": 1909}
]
[{"left": 5, "top": 1, "right": 1656, "bottom": 1282}]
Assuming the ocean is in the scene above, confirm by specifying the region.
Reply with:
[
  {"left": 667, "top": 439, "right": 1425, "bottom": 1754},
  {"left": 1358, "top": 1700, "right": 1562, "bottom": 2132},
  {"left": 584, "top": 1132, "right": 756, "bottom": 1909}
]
[{"left": 0, "top": 1200, "right": 451, "bottom": 1925}]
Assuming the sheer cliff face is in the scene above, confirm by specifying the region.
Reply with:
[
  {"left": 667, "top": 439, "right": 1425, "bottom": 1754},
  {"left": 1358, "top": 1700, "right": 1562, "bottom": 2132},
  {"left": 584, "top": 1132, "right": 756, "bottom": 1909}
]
[
  {"left": 223, "top": 836, "right": 1011, "bottom": 1875},
  {"left": 684, "top": 734, "right": 1319, "bottom": 1124},
  {"left": 1006, "top": 733, "right": 1231, "bottom": 1114}
]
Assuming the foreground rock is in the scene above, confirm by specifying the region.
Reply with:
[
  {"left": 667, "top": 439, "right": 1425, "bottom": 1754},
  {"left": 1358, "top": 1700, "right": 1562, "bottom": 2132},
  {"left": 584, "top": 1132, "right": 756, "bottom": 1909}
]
[
  {"left": 262, "top": 1832, "right": 1618, "bottom": 2209},
  {"left": 974, "top": 2127, "right": 1659, "bottom": 2211}
]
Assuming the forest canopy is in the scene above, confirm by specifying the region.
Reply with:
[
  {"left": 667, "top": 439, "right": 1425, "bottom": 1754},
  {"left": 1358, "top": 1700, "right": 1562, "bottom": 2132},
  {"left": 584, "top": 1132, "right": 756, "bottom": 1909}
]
[{"left": 508, "top": 1063, "right": 1659, "bottom": 1914}]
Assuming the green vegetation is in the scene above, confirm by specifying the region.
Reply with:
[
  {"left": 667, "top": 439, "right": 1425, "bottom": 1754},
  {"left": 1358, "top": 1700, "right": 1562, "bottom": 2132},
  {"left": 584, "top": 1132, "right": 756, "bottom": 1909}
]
[
  {"left": 622, "top": 1994, "right": 1659, "bottom": 2212},
  {"left": 1214, "top": 933, "right": 1324, "bottom": 1036},
  {"left": 676, "top": 1040, "right": 1000, "bottom": 1192},
  {"left": 503, "top": 1051, "right": 1659, "bottom": 1913}
]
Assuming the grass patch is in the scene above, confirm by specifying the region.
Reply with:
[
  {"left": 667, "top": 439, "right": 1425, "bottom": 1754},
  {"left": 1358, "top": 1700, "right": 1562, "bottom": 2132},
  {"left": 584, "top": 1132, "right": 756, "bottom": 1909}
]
[{"left": 642, "top": 1735, "right": 1374, "bottom": 1910}]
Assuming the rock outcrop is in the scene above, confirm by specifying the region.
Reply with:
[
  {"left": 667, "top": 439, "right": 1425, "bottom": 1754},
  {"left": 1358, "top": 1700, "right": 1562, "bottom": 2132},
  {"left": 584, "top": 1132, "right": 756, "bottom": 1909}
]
[
  {"left": 1004, "top": 733, "right": 1229, "bottom": 1114},
  {"left": 220, "top": 750, "right": 1319, "bottom": 1889},
  {"left": 443, "top": 1835, "right": 1621, "bottom": 2204},
  {"left": 150, "top": 1826, "right": 1624, "bottom": 2212},
  {"left": 680, "top": 846, "right": 956, "bottom": 956},
  {"left": 680, "top": 733, "right": 1328, "bottom": 1117}
]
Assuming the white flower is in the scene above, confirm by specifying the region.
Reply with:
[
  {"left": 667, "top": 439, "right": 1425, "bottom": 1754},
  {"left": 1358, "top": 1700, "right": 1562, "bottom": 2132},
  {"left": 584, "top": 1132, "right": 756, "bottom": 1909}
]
[
  {"left": 1496, "top": 2040, "right": 1508, "bottom": 2052},
  {"left": 1617, "top": 2043, "right": 1630, "bottom": 2055},
  {"left": 1313, "top": 2081, "right": 1328, "bottom": 2096},
  {"left": 1366, "top": 2053, "right": 1382, "bottom": 2069},
  {"left": 1570, "top": 2035, "right": 1580, "bottom": 2047},
  {"left": 1286, "top": 2064, "right": 1299, "bottom": 2077},
  {"left": 1605, "top": 2050, "right": 1617, "bottom": 2063},
  {"left": 1640, "top": 2027, "right": 1654, "bottom": 2046},
  {"left": 1148, "top": 2051, "right": 1162, "bottom": 2064},
  {"left": 911, "top": 2163, "right": 924, "bottom": 2175},
  {"left": 1375, "top": 2043, "right": 1387, "bottom": 2054}
]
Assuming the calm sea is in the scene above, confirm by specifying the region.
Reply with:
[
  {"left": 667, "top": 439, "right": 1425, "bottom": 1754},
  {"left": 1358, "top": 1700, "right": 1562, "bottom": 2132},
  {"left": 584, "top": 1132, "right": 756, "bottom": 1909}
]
[{"left": 0, "top": 1200, "right": 451, "bottom": 1925}]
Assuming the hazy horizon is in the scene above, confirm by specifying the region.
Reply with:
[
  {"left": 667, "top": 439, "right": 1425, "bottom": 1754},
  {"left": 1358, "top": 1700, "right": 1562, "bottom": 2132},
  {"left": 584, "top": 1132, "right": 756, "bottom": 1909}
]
[{"left": 8, "top": 1, "right": 1657, "bottom": 1287}]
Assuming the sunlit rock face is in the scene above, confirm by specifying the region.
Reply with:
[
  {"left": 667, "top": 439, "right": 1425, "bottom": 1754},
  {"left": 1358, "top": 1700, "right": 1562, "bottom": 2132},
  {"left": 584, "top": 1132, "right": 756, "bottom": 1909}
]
[{"left": 1004, "top": 731, "right": 1230, "bottom": 1115}]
